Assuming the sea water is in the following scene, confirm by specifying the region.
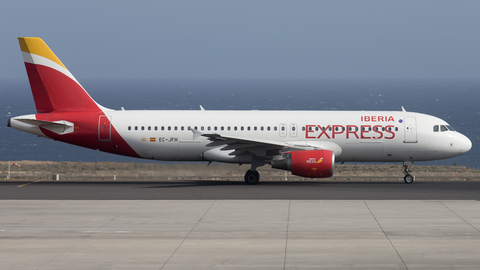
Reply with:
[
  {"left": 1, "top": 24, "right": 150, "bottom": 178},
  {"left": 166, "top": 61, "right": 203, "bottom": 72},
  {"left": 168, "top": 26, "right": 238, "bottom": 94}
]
[{"left": 1, "top": 79, "right": 479, "bottom": 168}]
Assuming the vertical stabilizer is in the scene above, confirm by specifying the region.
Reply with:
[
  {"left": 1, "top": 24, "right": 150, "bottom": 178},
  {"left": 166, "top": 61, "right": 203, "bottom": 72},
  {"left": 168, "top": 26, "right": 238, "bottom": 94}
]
[{"left": 18, "top": 37, "right": 100, "bottom": 113}]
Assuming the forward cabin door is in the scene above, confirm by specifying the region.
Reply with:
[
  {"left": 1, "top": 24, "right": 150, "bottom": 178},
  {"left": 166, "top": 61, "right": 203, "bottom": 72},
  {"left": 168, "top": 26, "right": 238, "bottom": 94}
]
[
  {"left": 98, "top": 115, "right": 112, "bottom": 141},
  {"left": 403, "top": 117, "right": 417, "bottom": 143}
]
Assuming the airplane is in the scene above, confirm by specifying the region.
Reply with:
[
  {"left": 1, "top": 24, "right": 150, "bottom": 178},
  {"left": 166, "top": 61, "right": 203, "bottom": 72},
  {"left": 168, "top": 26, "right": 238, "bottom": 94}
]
[{"left": 8, "top": 37, "right": 472, "bottom": 184}]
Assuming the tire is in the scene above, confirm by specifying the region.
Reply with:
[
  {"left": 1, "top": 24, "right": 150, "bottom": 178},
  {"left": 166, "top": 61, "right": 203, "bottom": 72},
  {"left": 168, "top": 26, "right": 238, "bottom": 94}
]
[
  {"left": 244, "top": 170, "right": 260, "bottom": 185},
  {"left": 404, "top": 174, "right": 414, "bottom": 184}
]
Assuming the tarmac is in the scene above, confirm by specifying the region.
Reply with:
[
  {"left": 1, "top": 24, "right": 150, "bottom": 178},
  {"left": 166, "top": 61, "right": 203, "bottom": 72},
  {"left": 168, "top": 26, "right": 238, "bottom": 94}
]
[{"left": 1, "top": 199, "right": 480, "bottom": 269}]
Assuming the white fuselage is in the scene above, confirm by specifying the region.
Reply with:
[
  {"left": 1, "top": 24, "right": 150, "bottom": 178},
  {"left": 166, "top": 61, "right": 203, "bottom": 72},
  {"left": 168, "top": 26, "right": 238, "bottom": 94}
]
[{"left": 103, "top": 109, "right": 471, "bottom": 163}]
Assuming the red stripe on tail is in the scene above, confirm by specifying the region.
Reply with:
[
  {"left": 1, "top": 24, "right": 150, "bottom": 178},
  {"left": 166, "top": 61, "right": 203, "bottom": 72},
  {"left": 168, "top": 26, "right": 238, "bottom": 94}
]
[{"left": 25, "top": 63, "right": 99, "bottom": 113}]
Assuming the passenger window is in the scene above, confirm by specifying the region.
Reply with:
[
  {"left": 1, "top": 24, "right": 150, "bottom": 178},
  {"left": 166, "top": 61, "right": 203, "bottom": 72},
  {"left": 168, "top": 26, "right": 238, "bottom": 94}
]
[
  {"left": 291, "top": 126, "right": 295, "bottom": 131},
  {"left": 274, "top": 126, "right": 278, "bottom": 131},
  {"left": 148, "top": 126, "right": 151, "bottom": 131},
  {"left": 128, "top": 126, "right": 131, "bottom": 131},
  {"left": 168, "top": 126, "right": 171, "bottom": 131},
  {"left": 161, "top": 126, "right": 164, "bottom": 131},
  {"left": 241, "top": 126, "right": 244, "bottom": 131},
  {"left": 329, "top": 127, "right": 332, "bottom": 131},
  {"left": 395, "top": 127, "right": 398, "bottom": 131},
  {"left": 281, "top": 126, "right": 285, "bottom": 131},
  {"left": 234, "top": 126, "right": 237, "bottom": 131},
  {"left": 141, "top": 126, "right": 145, "bottom": 131},
  {"left": 315, "top": 126, "right": 319, "bottom": 131},
  {"left": 247, "top": 127, "right": 251, "bottom": 131},
  {"left": 135, "top": 126, "right": 138, "bottom": 130},
  {"left": 441, "top": 125, "right": 448, "bottom": 132},
  {"left": 201, "top": 126, "right": 204, "bottom": 131},
  {"left": 267, "top": 126, "right": 271, "bottom": 131},
  {"left": 254, "top": 127, "right": 257, "bottom": 131},
  {"left": 221, "top": 127, "right": 224, "bottom": 131},
  {"left": 228, "top": 127, "right": 231, "bottom": 131},
  {"left": 181, "top": 126, "right": 184, "bottom": 131},
  {"left": 214, "top": 126, "right": 217, "bottom": 131},
  {"left": 303, "top": 126, "right": 306, "bottom": 131},
  {"left": 208, "top": 126, "right": 211, "bottom": 131},
  {"left": 155, "top": 126, "right": 158, "bottom": 131},
  {"left": 261, "top": 126, "right": 264, "bottom": 131},
  {"left": 175, "top": 126, "right": 178, "bottom": 131}
]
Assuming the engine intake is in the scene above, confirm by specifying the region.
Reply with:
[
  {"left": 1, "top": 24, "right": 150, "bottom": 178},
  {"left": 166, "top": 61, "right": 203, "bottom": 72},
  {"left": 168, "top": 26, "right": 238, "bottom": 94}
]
[{"left": 271, "top": 150, "right": 335, "bottom": 178}]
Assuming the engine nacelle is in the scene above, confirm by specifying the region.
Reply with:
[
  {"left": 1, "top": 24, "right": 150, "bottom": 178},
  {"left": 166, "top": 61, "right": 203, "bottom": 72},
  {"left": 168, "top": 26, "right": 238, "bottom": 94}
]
[{"left": 271, "top": 150, "right": 335, "bottom": 178}]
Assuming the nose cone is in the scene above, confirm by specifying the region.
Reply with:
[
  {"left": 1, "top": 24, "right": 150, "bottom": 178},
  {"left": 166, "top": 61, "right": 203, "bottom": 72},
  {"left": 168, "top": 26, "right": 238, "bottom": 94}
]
[{"left": 458, "top": 134, "right": 472, "bottom": 154}]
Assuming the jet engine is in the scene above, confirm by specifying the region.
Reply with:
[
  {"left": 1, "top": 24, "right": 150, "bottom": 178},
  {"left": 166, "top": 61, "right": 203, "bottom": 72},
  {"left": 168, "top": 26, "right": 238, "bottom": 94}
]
[{"left": 271, "top": 150, "right": 335, "bottom": 178}]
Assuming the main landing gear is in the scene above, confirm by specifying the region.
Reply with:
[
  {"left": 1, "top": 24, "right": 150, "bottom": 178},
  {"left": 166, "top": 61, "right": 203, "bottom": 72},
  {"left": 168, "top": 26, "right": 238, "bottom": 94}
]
[
  {"left": 403, "top": 161, "right": 415, "bottom": 184},
  {"left": 244, "top": 170, "right": 260, "bottom": 185},
  {"left": 244, "top": 156, "right": 265, "bottom": 185}
]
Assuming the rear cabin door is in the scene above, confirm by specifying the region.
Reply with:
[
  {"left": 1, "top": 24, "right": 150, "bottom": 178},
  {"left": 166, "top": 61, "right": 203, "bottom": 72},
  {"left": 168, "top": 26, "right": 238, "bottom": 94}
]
[
  {"left": 98, "top": 115, "right": 112, "bottom": 141},
  {"left": 403, "top": 117, "right": 417, "bottom": 143}
]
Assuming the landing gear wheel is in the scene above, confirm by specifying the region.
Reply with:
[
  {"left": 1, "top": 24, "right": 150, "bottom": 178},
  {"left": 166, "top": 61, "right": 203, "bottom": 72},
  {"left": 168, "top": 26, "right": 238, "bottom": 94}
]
[
  {"left": 404, "top": 174, "right": 414, "bottom": 184},
  {"left": 403, "top": 161, "right": 415, "bottom": 184},
  {"left": 244, "top": 170, "right": 260, "bottom": 185}
]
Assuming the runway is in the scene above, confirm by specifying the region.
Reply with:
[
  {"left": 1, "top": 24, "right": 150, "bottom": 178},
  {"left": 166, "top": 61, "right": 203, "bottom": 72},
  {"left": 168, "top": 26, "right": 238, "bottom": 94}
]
[
  {"left": 1, "top": 179, "right": 480, "bottom": 200},
  {"left": 2, "top": 180, "right": 480, "bottom": 269}
]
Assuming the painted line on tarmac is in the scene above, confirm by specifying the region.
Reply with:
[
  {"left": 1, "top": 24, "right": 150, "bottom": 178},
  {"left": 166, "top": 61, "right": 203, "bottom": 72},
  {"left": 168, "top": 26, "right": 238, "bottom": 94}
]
[{"left": 17, "top": 179, "right": 43, "bottom": 188}]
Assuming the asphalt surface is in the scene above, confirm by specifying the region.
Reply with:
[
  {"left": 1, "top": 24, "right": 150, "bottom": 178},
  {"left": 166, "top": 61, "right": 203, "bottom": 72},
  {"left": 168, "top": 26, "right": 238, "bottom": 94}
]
[{"left": 2, "top": 180, "right": 480, "bottom": 200}]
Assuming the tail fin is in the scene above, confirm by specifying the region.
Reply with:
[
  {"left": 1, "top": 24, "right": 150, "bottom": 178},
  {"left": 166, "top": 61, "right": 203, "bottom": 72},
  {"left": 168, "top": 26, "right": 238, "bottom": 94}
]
[{"left": 18, "top": 37, "right": 100, "bottom": 113}]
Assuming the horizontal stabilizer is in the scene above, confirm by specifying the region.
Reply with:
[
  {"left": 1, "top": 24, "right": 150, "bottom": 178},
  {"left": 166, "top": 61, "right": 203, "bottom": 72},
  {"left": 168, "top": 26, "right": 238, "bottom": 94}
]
[{"left": 16, "top": 118, "right": 74, "bottom": 135}]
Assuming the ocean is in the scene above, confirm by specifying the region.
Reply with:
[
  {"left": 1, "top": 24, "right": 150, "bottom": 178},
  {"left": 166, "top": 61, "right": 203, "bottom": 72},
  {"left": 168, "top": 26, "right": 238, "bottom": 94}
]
[{"left": 1, "top": 79, "right": 479, "bottom": 168}]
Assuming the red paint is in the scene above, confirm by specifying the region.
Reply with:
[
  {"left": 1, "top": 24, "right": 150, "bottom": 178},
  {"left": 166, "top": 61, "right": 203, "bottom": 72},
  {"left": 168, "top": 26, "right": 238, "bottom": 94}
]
[
  {"left": 24, "top": 63, "right": 99, "bottom": 113},
  {"left": 25, "top": 62, "right": 140, "bottom": 158},
  {"left": 346, "top": 125, "right": 359, "bottom": 139},
  {"left": 360, "top": 125, "right": 371, "bottom": 139},
  {"left": 385, "top": 125, "right": 395, "bottom": 139},
  {"left": 317, "top": 125, "right": 331, "bottom": 139},
  {"left": 288, "top": 150, "right": 333, "bottom": 178}
]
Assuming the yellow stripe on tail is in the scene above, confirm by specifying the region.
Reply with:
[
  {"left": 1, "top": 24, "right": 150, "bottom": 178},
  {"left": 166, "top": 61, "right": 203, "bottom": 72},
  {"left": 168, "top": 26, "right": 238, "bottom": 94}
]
[{"left": 18, "top": 37, "right": 67, "bottom": 69}]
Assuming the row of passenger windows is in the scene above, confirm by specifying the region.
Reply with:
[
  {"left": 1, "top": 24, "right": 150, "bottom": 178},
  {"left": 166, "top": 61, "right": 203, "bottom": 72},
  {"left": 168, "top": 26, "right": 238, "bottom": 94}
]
[
  {"left": 305, "top": 126, "right": 398, "bottom": 132},
  {"left": 128, "top": 126, "right": 280, "bottom": 131},
  {"left": 433, "top": 125, "right": 454, "bottom": 132},
  {"left": 127, "top": 125, "right": 399, "bottom": 132}
]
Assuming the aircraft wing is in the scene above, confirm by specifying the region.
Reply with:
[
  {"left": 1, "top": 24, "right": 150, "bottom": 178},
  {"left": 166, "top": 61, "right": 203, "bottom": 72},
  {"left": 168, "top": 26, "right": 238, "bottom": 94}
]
[{"left": 199, "top": 132, "right": 322, "bottom": 159}]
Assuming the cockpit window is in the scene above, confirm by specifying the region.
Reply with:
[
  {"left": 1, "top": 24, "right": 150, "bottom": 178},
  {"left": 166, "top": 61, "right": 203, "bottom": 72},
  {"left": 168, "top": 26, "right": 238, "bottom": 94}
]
[
  {"left": 446, "top": 125, "right": 455, "bottom": 131},
  {"left": 433, "top": 125, "right": 439, "bottom": 132},
  {"left": 440, "top": 125, "right": 448, "bottom": 132}
]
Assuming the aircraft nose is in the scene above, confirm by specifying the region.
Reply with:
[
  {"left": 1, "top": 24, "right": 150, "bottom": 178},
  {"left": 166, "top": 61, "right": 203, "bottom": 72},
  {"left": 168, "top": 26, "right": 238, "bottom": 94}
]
[{"left": 458, "top": 134, "right": 472, "bottom": 154}]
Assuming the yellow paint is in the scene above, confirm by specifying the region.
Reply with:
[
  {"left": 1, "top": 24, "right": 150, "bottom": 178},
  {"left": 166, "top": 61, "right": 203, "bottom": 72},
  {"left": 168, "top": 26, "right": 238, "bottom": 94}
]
[
  {"left": 17, "top": 179, "right": 43, "bottom": 188},
  {"left": 18, "top": 37, "right": 67, "bottom": 69},
  {"left": 316, "top": 157, "right": 324, "bottom": 163}
]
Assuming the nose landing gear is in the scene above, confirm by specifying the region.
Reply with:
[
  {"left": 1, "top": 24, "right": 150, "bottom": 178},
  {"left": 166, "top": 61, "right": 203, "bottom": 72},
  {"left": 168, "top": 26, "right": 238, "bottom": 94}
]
[{"left": 403, "top": 162, "right": 415, "bottom": 184}]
